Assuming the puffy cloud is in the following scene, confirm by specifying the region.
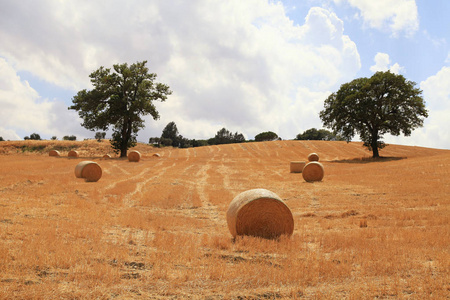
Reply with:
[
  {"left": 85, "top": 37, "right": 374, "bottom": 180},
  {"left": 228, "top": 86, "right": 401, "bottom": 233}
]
[
  {"left": 0, "top": 1, "right": 361, "bottom": 141},
  {"left": 0, "top": 57, "right": 91, "bottom": 140},
  {"left": 384, "top": 66, "right": 450, "bottom": 149},
  {"left": 370, "top": 52, "right": 404, "bottom": 74},
  {"left": 334, "top": 0, "right": 419, "bottom": 37}
]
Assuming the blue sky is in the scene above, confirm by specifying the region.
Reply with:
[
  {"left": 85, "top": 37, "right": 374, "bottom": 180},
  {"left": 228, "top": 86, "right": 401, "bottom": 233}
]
[{"left": 0, "top": 0, "right": 449, "bottom": 149}]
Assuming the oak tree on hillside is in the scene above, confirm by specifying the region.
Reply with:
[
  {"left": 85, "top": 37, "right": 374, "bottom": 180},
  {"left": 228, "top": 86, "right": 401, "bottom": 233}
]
[
  {"left": 69, "top": 61, "right": 172, "bottom": 157},
  {"left": 320, "top": 71, "right": 428, "bottom": 158}
]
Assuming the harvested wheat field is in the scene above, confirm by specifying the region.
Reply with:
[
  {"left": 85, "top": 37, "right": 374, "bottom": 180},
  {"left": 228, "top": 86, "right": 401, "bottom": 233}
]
[{"left": 0, "top": 139, "right": 449, "bottom": 299}]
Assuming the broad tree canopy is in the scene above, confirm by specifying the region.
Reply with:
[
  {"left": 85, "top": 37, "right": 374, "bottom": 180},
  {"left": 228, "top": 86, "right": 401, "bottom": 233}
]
[
  {"left": 69, "top": 61, "right": 171, "bottom": 157},
  {"left": 320, "top": 71, "right": 428, "bottom": 157}
]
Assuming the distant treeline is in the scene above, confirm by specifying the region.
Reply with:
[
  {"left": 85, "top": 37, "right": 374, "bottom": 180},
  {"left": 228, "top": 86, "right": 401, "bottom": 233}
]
[{"left": 148, "top": 122, "right": 343, "bottom": 148}]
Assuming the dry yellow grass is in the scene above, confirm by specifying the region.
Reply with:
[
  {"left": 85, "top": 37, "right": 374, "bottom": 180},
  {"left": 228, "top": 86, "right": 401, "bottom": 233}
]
[{"left": 0, "top": 140, "right": 449, "bottom": 299}]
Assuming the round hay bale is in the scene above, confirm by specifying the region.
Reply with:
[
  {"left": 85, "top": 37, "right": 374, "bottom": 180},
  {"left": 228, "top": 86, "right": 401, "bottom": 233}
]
[
  {"left": 68, "top": 150, "right": 79, "bottom": 158},
  {"left": 49, "top": 150, "right": 60, "bottom": 157},
  {"left": 290, "top": 161, "right": 306, "bottom": 173},
  {"left": 103, "top": 154, "right": 111, "bottom": 159},
  {"left": 226, "top": 189, "right": 294, "bottom": 239},
  {"left": 74, "top": 161, "right": 102, "bottom": 182},
  {"left": 308, "top": 153, "right": 319, "bottom": 161},
  {"left": 153, "top": 153, "right": 161, "bottom": 158},
  {"left": 302, "top": 161, "right": 324, "bottom": 182},
  {"left": 128, "top": 150, "right": 141, "bottom": 162}
]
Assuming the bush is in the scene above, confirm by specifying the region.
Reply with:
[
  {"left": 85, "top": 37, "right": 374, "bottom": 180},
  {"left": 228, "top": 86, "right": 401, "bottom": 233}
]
[
  {"left": 255, "top": 131, "right": 278, "bottom": 141},
  {"left": 214, "top": 128, "right": 246, "bottom": 145},
  {"left": 63, "top": 135, "right": 77, "bottom": 141},
  {"left": 296, "top": 128, "right": 344, "bottom": 141},
  {"left": 160, "top": 138, "right": 173, "bottom": 147},
  {"left": 95, "top": 132, "right": 106, "bottom": 142}
]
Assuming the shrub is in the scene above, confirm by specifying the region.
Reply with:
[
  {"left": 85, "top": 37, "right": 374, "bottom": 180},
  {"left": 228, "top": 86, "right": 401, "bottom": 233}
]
[
  {"left": 255, "top": 131, "right": 278, "bottom": 141},
  {"left": 63, "top": 135, "right": 77, "bottom": 141}
]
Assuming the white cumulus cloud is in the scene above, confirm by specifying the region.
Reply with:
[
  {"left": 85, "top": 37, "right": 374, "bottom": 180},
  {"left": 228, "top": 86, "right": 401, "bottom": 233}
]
[
  {"left": 334, "top": 0, "right": 419, "bottom": 37},
  {"left": 0, "top": 57, "right": 91, "bottom": 140},
  {"left": 370, "top": 52, "right": 404, "bottom": 74},
  {"left": 0, "top": 1, "right": 362, "bottom": 141},
  {"left": 384, "top": 66, "right": 450, "bottom": 149}
]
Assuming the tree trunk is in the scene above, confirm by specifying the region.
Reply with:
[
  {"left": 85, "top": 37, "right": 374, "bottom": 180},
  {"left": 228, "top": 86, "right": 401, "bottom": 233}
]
[
  {"left": 119, "top": 118, "right": 133, "bottom": 158},
  {"left": 120, "top": 119, "right": 129, "bottom": 158},
  {"left": 372, "top": 144, "right": 379, "bottom": 158},
  {"left": 371, "top": 130, "right": 380, "bottom": 158}
]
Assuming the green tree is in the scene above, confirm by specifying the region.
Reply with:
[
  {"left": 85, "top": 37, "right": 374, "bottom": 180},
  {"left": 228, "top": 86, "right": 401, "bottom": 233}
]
[
  {"left": 95, "top": 131, "right": 106, "bottom": 141},
  {"left": 161, "top": 121, "right": 179, "bottom": 147},
  {"left": 63, "top": 135, "right": 77, "bottom": 141},
  {"left": 26, "top": 133, "right": 41, "bottom": 140},
  {"left": 160, "top": 138, "right": 173, "bottom": 147},
  {"left": 296, "top": 128, "right": 343, "bottom": 141},
  {"left": 0, "top": 136, "right": 4, "bottom": 142},
  {"left": 69, "top": 61, "right": 172, "bottom": 157},
  {"left": 255, "top": 131, "right": 278, "bottom": 141},
  {"left": 320, "top": 71, "right": 428, "bottom": 158},
  {"left": 214, "top": 128, "right": 245, "bottom": 144},
  {"left": 51, "top": 136, "right": 57, "bottom": 140}
]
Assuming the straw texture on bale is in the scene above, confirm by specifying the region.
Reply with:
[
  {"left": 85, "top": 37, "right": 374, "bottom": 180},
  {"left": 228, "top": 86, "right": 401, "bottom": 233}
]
[
  {"left": 68, "top": 150, "right": 79, "bottom": 158},
  {"left": 128, "top": 150, "right": 141, "bottom": 162},
  {"left": 302, "top": 161, "right": 324, "bottom": 182},
  {"left": 74, "top": 161, "right": 102, "bottom": 182},
  {"left": 308, "top": 153, "right": 319, "bottom": 161},
  {"left": 226, "top": 189, "right": 294, "bottom": 239},
  {"left": 49, "top": 150, "right": 60, "bottom": 157},
  {"left": 290, "top": 161, "right": 306, "bottom": 173},
  {"left": 103, "top": 154, "right": 111, "bottom": 159}
]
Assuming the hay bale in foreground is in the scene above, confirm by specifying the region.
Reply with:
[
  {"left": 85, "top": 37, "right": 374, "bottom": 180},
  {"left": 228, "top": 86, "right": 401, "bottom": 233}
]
[
  {"left": 302, "top": 161, "right": 324, "bottom": 182},
  {"left": 226, "top": 189, "right": 294, "bottom": 239},
  {"left": 74, "top": 161, "right": 102, "bottom": 182},
  {"left": 103, "top": 154, "right": 111, "bottom": 159},
  {"left": 290, "top": 161, "right": 306, "bottom": 173},
  {"left": 128, "top": 150, "right": 141, "bottom": 162},
  {"left": 68, "top": 150, "right": 79, "bottom": 158},
  {"left": 49, "top": 150, "right": 60, "bottom": 157},
  {"left": 308, "top": 153, "right": 319, "bottom": 161}
]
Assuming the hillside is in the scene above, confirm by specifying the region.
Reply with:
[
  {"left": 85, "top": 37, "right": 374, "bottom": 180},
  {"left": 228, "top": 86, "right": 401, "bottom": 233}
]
[{"left": 0, "top": 140, "right": 449, "bottom": 298}]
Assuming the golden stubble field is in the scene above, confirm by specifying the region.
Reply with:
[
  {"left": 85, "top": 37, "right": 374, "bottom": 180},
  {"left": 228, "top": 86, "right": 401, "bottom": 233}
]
[{"left": 0, "top": 139, "right": 449, "bottom": 299}]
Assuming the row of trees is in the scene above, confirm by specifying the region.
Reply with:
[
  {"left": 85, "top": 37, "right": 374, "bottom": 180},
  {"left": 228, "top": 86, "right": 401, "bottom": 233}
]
[
  {"left": 149, "top": 122, "right": 247, "bottom": 148},
  {"left": 149, "top": 122, "right": 344, "bottom": 149},
  {"left": 68, "top": 60, "right": 427, "bottom": 158}
]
